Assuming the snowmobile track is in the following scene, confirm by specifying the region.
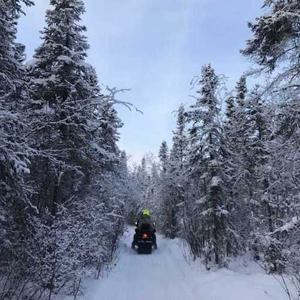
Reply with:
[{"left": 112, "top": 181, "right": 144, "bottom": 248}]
[{"left": 80, "top": 227, "right": 294, "bottom": 300}]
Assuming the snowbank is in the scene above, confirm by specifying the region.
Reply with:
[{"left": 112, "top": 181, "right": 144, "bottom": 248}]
[{"left": 62, "top": 227, "right": 296, "bottom": 300}]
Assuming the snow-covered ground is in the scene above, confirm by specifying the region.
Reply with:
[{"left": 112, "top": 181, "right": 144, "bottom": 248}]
[{"left": 74, "top": 228, "right": 294, "bottom": 300}]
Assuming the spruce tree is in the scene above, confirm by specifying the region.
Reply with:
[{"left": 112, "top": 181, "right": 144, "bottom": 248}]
[
  {"left": 20, "top": 0, "right": 126, "bottom": 296},
  {"left": 27, "top": 0, "right": 101, "bottom": 214},
  {"left": 158, "top": 140, "right": 180, "bottom": 238},
  {"left": 97, "top": 97, "right": 123, "bottom": 170},
  {"left": 0, "top": 1, "right": 37, "bottom": 297},
  {"left": 185, "top": 65, "right": 236, "bottom": 266},
  {"left": 235, "top": 76, "right": 247, "bottom": 107},
  {"left": 136, "top": 157, "right": 149, "bottom": 207},
  {"left": 170, "top": 105, "right": 188, "bottom": 172},
  {"left": 225, "top": 96, "right": 235, "bottom": 122},
  {"left": 242, "top": 0, "right": 300, "bottom": 276},
  {"left": 242, "top": 0, "right": 300, "bottom": 75},
  {"left": 158, "top": 141, "right": 169, "bottom": 174},
  {"left": 163, "top": 105, "right": 188, "bottom": 238}
]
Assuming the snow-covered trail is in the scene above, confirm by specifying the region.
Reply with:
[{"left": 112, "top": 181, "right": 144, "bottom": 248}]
[{"left": 81, "top": 228, "right": 292, "bottom": 300}]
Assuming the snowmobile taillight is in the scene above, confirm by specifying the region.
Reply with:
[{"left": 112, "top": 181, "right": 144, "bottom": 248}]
[{"left": 142, "top": 233, "right": 149, "bottom": 239}]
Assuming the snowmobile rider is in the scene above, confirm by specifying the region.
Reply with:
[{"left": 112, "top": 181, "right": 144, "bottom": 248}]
[{"left": 132, "top": 209, "right": 157, "bottom": 249}]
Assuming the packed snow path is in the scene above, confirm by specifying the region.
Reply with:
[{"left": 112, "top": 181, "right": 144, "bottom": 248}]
[{"left": 82, "top": 228, "right": 292, "bottom": 300}]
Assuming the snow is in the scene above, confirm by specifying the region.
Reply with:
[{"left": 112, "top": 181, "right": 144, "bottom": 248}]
[
  {"left": 43, "top": 103, "right": 55, "bottom": 114},
  {"left": 274, "top": 217, "right": 299, "bottom": 233},
  {"left": 66, "top": 227, "right": 295, "bottom": 300},
  {"left": 57, "top": 55, "right": 74, "bottom": 64},
  {"left": 31, "top": 74, "right": 57, "bottom": 86},
  {"left": 210, "top": 175, "right": 222, "bottom": 187},
  {"left": 196, "top": 195, "right": 207, "bottom": 204}
]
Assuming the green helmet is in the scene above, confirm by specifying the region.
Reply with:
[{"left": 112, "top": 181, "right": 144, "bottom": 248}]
[{"left": 142, "top": 209, "right": 150, "bottom": 217}]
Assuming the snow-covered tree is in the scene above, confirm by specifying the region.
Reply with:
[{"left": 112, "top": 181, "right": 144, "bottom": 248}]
[
  {"left": 168, "top": 105, "right": 188, "bottom": 236},
  {"left": 170, "top": 105, "right": 188, "bottom": 173},
  {"left": 184, "top": 65, "right": 237, "bottom": 266},
  {"left": 0, "top": 1, "right": 35, "bottom": 298},
  {"left": 225, "top": 96, "right": 235, "bottom": 122},
  {"left": 27, "top": 0, "right": 100, "bottom": 216},
  {"left": 235, "top": 76, "right": 247, "bottom": 107},
  {"left": 158, "top": 106, "right": 188, "bottom": 238},
  {"left": 242, "top": 0, "right": 300, "bottom": 75},
  {"left": 158, "top": 141, "right": 169, "bottom": 174},
  {"left": 242, "top": 0, "right": 300, "bottom": 277},
  {"left": 156, "top": 140, "right": 175, "bottom": 237},
  {"left": 0, "top": 0, "right": 127, "bottom": 297}
]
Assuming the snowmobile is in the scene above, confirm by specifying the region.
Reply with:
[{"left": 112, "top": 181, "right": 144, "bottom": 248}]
[{"left": 132, "top": 224, "right": 157, "bottom": 254}]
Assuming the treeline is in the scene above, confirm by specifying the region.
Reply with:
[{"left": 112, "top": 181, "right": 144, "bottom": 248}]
[
  {"left": 0, "top": 0, "right": 130, "bottom": 299},
  {"left": 131, "top": 0, "right": 300, "bottom": 287}
]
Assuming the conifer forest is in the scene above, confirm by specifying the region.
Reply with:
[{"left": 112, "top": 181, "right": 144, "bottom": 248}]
[{"left": 0, "top": 0, "right": 300, "bottom": 299}]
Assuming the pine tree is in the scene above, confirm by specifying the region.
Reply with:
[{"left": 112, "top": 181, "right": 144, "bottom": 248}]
[
  {"left": 158, "top": 140, "right": 179, "bottom": 238},
  {"left": 0, "top": 0, "right": 33, "bottom": 214},
  {"left": 184, "top": 65, "right": 236, "bottom": 266},
  {"left": 242, "top": 0, "right": 300, "bottom": 276},
  {"left": 224, "top": 80, "right": 274, "bottom": 257},
  {"left": 27, "top": 0, "right": 101, "bottom": 216},
  {"left": 16, "top": 0, "right": 126, "bottom": 296},
  {"left": 170, "top": 105, "right": 188, "bottom": 172},
  {"left": 135, "top": 157, "right": 149, "bottom": 207},
  {"left": 161, "top": 105, "right": 188, "bottom": 238},
  {"left": 224, "top": 77, "right": 251, "bottom": 202},
  {"left": 89, "top": 96, "right": 125, "bottom": 278},
  {"left": 97, "top": 96, "right": 123, "bottom": 171},
  {"left": 242, "top": 0, "right": 300, "bottom": 74},
  {"left": 158, "top": 141, "right": 169, "bottom": 174},
  {"left": 235, "top": 76, "right": 247, "bottom": 107},
  {"left": 225, "top": 96, "right": 235, "bottom": 122},
  {"left": 0, "top": 1, "right": 35, "bottom": 297},
  {"left": 244, "top": 87, "right": 271, "bottom": 254}
]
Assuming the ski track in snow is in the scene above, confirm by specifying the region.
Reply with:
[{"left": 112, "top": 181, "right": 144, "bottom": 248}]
[{"left": 75, "top": 228, "right": 293, "bottom": 300}]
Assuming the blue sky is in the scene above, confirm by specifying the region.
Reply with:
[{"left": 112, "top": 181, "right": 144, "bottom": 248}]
[{"left": 18, "top": 0, "right": 263, "bottom": 165}]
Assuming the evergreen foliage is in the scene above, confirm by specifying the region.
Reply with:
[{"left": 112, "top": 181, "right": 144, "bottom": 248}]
[
  {"left": 1, "top": 0, "right": 300, "bottom": 298},
  {"left": 0, "top": 1, "right": 129, "bottom": 298}
]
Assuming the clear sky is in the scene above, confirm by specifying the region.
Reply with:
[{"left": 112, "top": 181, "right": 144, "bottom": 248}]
[{"left": 17, "top": 0, "right": 263, "bottom": 165}]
